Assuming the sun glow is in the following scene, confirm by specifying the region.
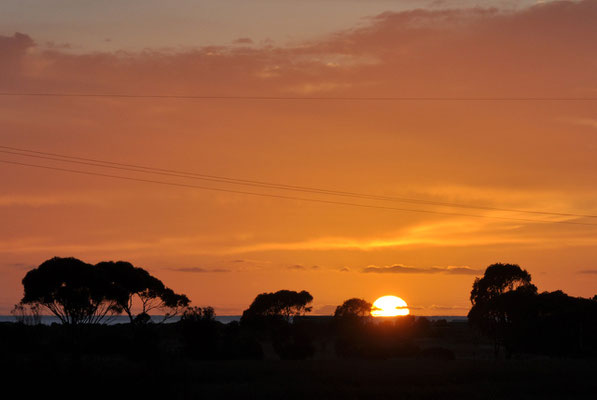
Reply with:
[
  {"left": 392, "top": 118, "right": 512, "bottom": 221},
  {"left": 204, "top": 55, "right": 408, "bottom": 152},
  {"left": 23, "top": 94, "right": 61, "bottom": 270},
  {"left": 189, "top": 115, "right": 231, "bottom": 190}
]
[{"left": 371, "top": 295, "right": 410, "bottom": 317}]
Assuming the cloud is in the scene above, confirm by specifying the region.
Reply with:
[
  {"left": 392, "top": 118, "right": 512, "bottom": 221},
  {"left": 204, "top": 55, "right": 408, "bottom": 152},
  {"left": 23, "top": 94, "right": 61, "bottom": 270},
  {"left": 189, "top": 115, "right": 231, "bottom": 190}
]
[
  {"left": 222, "top": 204, "right": 597, "bottom": 254},
  {"left": 7, "top": 262, "right": 32, "bottom": 270},
  {"left": 566, "top": 118, "right": 597, "bottom": 130},
  {"left": 233, "top": 37, "right": 253, "bottom": 45},
  {"left": 426, "top": 304, "right": 470, "bottom": 311},
  {"left": 362, "top": 264, "right": 482, "bottom": 275},
  {"left": 167, "top": 267, "right": 230, "bottom": 273},
  {"left": 578, "top": 269, "right": 597, "bottom": 275},
  {"left": 339, "top": 267, "right": 351, "bottom": 272},
  {"left": 2, "top": 1, "right": 597, "bottom": 99},
  {"left": 287, "top": 264, "right": 321, "bottom": 271}
]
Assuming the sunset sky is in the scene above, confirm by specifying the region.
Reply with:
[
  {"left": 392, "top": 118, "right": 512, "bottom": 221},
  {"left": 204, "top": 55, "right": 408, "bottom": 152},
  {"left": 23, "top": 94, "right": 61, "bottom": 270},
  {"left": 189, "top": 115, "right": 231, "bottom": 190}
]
[{"left": 1, "top": 0, "right": 597, "bottom": 315}]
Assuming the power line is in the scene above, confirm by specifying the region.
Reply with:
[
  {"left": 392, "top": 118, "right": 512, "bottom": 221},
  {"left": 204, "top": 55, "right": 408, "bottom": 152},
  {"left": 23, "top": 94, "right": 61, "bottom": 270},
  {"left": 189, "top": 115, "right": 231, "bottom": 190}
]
[
  {"left": 1, "top": 158, "right": 596, "bottom": 226},
  {"left": 1, "top": 92, "right": 597, "bottom": 101},
  {"left": 2, "top": 144, "right": 596, "bottom": 219}
]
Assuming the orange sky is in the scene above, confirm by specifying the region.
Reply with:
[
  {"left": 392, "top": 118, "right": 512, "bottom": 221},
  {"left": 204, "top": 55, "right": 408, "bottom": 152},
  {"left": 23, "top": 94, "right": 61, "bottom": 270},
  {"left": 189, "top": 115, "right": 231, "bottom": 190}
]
[{"left": 1, "top": 0, "right": 597, "bottom": 315}]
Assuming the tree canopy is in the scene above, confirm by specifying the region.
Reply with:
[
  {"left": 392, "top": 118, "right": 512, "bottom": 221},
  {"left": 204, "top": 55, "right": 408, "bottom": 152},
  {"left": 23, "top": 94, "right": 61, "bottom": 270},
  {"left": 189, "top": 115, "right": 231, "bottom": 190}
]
[
  {"left": 468, "top": 263, "right": 537, "bottom": 357},
  {"left": 241, "top": 290, "right": 313, "bottom": 322},
  {"left": 470, "top": 263, "right": 536, "bottom": 306},
  {"left": 20, "top": 257, "right": 189, "bottom": 325},
  {"left": 96, "top": 260, "right": 189, "bottom": 323},
  {"left": 334, "top": 298, "right": 372, "bottom": 318},
  {"left": 21, "top": 257, "right": 119, "bottom": 325}
]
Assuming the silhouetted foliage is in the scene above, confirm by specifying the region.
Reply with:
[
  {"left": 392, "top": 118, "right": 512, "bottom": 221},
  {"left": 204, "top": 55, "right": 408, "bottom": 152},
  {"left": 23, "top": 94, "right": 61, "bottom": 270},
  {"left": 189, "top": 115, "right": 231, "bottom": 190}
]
[
  {"left": 21, "top": 257, "right": 120, "bottom": 325},
  {"left": 11, "top": 302, "right": 41, "bottom": 325},
  {"left": 468, "top": 263, "right": 597, "bottom": 358},
  {"left": 241, "top": 290, "right": 313, "bottom": 324},
  {"left": 334, "top": 298, "right": 372, "bottom": 318},
  {"left": 413, "top": 316, "right": 432, "bottom": 337},
  {"left": 96, "top": 260, "right": 189, "bottom": 323},
  {"left": 272, "top": 321, "right": 316, "bottom": 360},
  {"left": 468, "top": 263, "right": 537, "bottom": 357},
  {"left": 335, "top": 315, "right": 420, "bottom": 359},
  {"left": 180, "top": 306, "right": 219, "bottom": 359},
  {"left": 499, "top": 290, "right": 597, "bottom": 357},
  {"left": 20, "top": 257, "right": 189, "bottom": 325},
  {"left": 470, "top": 263, "right": 535, "bottom": 305}
]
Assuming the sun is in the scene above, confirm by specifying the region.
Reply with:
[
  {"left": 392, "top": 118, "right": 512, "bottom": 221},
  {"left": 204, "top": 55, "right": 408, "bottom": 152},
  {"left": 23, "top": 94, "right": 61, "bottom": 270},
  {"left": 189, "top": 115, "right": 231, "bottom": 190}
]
[{"left": 371, "top": 295, "right": 410, "bottom": 317}]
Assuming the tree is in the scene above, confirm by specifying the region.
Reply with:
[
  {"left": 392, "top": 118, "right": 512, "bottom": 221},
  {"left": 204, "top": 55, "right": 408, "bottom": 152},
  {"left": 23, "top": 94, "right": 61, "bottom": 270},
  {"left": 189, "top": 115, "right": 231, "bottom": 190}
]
[
  {"left": 181, "top": 306, "right": 216, "bottom": 323},
  {"left": 179, "top": 306, "right": 220, "bottom": 359},
  {"left": 334, "top": 298, "right": 372, "bottom": 318},
  {"left": 96, "top": 260, "right": 189, "bottom": 323},
  {"left": 241, "top": 290, "right": 313, "bottom": 323},
  {"left": 11, "top": 302, "right": 41, "bottom": 325},
  {"left": 470, "top": 263, "right": 535, "bottom": 306},
  {"left": 21, "top": 257, "right": 119, "bottom": 325},
  {"left": 468, "top": 263, "right": 537, "bottom": 357}
]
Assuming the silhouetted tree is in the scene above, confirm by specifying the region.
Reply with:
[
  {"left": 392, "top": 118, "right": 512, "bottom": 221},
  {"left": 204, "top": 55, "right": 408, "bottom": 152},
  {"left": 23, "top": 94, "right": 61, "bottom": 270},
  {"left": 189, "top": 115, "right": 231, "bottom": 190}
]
[
  {"left": 468, "top": 263, "right": 537, "bottom": 357},
  {"left": 181, "top": 306, "right": 216, "bottom": 323},
  {"left": 96, "top": 260, "right": 189, "bottom": 323},
  {"left": 21, "top": 257, "right": 119, "bottom": 325},
  {"left": 334, "top": 298, "right": 372, "bottom": 318},
  {"left": 470, "top": 263, "right": 535, "bottom": 305},
  {"left": 11, "top": 302, "right": 41, "bottom": 325},
  {"left": 180, "top": 306, "right": 220, "bottom": 359},
  {"left": 241, "top": 290, "right": 313, "bottom": 323}
]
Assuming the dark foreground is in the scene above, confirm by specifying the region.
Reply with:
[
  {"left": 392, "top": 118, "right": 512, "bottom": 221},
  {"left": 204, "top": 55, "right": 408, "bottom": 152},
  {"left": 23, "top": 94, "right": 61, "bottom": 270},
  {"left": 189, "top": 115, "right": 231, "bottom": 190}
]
[
  {"left": 4, "top": 356, "right": 596, "bottom": 400},
  {"left": 2, "top": 316, "right": 596, "bottom": 399}
]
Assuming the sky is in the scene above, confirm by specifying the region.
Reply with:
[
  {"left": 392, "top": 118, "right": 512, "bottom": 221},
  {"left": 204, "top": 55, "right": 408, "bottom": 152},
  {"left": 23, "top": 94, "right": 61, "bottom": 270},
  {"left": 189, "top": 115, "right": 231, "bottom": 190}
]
[{"left": 1, "top": 0, "right": 597, "bottom": 315}]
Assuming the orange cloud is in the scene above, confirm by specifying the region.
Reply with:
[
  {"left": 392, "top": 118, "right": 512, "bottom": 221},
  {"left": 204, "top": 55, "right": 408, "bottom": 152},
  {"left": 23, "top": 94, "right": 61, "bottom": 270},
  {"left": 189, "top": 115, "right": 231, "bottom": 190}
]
[
  {"left": 362, "top": 264, "right": 482, "bottom": 275},
  {"left": 0, "top": 1, "right": 595, "bottom": 97}
]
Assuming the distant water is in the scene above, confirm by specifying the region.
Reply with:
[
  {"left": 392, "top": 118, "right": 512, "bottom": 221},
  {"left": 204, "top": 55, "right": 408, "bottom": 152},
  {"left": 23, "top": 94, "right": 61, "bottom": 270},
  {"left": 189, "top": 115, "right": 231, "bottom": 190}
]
[
  {"left": 0, "top": 315, "right": 239, "bottom": 325},
  {"left": 0, "top": 315, "right": 466, "bottom": 325}
]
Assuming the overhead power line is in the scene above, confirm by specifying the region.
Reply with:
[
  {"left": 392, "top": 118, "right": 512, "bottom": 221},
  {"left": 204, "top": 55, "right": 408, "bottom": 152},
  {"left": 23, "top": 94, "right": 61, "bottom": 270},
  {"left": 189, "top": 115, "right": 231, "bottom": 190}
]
[
  {"left": 1, "top": 144, "right": 596, "bottom": 220},
  {"left": 1, "top": 92, "right": 597, "bottom": 101},
  {"left": 1, "top": 158, "right": 596, "bottom": 227}
]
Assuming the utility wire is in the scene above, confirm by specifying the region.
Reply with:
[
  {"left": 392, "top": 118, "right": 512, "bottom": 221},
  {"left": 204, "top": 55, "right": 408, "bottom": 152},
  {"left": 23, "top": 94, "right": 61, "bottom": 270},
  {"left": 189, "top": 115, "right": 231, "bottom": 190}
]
[
  {"left": 1, "top": 145, "right": 596, "bottom": 219},
  {"left": 1, "top": 92, "right": 597, "bottom": 101},
  {"left": 1, "top": 158, "right": 596, "bottom": 226}
]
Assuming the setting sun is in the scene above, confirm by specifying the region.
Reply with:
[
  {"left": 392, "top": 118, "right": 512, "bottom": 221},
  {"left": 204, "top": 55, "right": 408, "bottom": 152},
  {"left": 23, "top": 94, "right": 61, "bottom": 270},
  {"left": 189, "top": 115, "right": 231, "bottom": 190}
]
[{"left": 371, "top": 295, "right": 410, "bottom": 317}]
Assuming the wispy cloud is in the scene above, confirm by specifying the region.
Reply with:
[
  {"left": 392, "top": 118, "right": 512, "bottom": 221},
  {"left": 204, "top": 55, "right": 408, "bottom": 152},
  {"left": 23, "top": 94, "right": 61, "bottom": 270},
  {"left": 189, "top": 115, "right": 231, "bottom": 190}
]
[
  {"left": 362, "top": 264, "right": 482, "bottom": 275},
  {"left": 167, "top": 267, "right": 230, "bottom": 273},
  {"left": 6, "top": 262, "right": 33, "bottom": 270},
  {"left": 578, "top": 269, "right": 597, "bottom": 275},
  {"left": 287, "top": 264, "right": 321, "bottom": 271},
  {"left": 566, "top": 118, "right": 597, "bottom": 130},
  {"left": 224, "top": 213, "right": 597, "bottom": 254}
]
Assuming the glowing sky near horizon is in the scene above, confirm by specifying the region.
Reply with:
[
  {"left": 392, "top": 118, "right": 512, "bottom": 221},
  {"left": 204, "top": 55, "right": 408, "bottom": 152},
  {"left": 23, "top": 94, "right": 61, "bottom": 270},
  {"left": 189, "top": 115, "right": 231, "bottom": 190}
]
[{"left": 1, "top": 0, "right": 596, "bottom": 316}]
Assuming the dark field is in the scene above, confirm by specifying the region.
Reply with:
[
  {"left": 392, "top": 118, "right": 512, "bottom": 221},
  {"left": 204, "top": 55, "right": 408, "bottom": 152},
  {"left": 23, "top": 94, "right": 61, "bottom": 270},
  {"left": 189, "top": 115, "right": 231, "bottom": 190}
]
[
  {"left": 5, "top": 356, "right": 596, "bottom": 400},
  {"left": 2, "top": 319, "right": 596, "bottom": 400}
]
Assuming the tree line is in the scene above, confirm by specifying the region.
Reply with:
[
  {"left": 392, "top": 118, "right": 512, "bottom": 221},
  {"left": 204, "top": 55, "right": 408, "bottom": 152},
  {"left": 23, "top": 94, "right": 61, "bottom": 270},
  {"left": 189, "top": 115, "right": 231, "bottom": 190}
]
[
  {"left": 8, "top": 257, "right": 597, "bottom": 360},
  {"left": 468, "top": 263, "right": 597, "bottom": 358},
  {"left": 13, "top": 257, "right": 189, "bottom": 325}
]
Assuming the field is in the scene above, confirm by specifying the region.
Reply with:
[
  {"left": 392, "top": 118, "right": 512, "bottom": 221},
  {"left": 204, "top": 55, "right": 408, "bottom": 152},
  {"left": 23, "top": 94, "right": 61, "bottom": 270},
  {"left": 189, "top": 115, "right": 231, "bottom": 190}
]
[
  {"left": 5, "top": 356, "right": 596, "bottom": 399},
  {"left": 2, "top": 318, "right": 595, "bottom": 400}
]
